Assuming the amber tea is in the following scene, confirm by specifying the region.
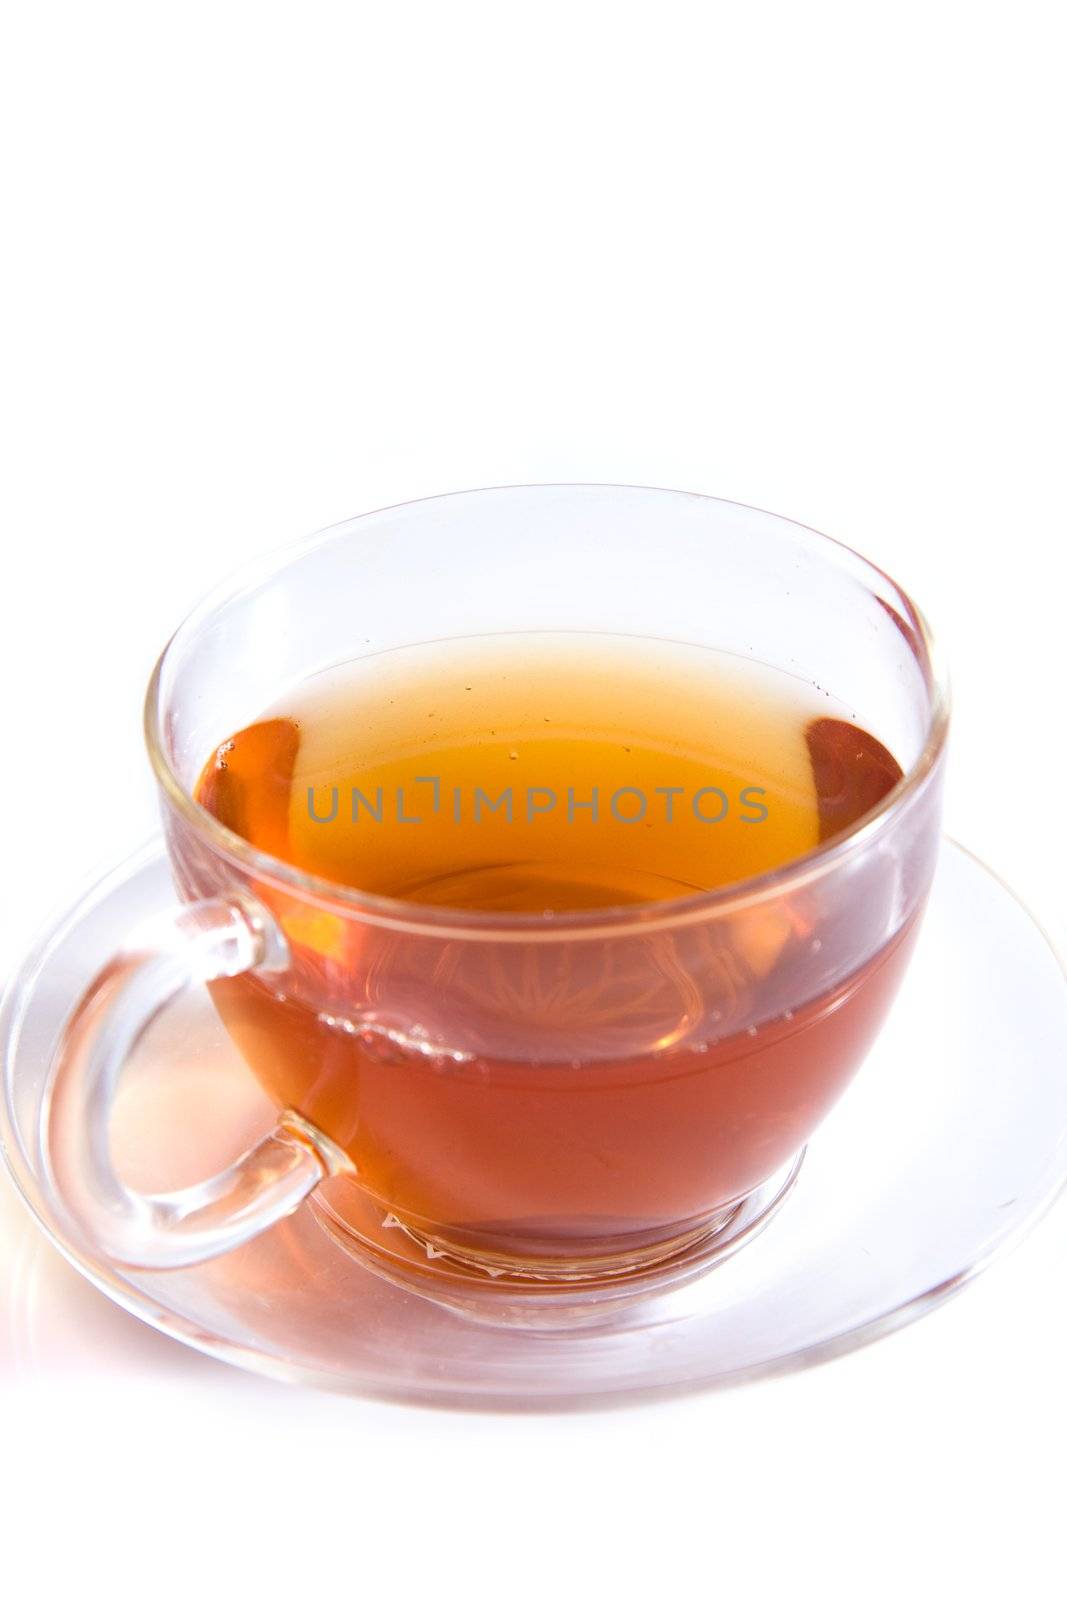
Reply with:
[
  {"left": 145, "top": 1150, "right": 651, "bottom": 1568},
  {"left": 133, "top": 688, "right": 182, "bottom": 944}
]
[{"left": 193, "top": 634, "right": 910, "bottom": 1275}]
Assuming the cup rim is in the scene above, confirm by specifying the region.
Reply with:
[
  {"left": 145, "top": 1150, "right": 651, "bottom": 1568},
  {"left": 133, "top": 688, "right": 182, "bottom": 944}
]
[{"left": 144, "top": 483, "right": 950, "bottom": 937}]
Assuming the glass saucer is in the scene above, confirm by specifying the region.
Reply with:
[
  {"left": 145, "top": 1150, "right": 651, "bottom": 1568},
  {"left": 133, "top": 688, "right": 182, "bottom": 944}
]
[{"left": 3, "top": 839, "right": 1066, "bottom": 1408}]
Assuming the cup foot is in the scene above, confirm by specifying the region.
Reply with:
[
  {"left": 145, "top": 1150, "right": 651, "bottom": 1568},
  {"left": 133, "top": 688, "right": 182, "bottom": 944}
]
[{"left": 308, "top": 1153, "right": 805, "bottom": 1328}]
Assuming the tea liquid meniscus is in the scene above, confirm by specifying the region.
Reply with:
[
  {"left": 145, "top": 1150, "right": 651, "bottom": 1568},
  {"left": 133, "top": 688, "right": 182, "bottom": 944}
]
[{"left": 197, "top": 634, "right": 902, "bottom": 912}]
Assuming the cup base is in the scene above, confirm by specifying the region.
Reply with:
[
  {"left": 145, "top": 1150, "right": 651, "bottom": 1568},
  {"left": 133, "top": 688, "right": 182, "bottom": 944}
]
[{"left": 308, "top": 1154, "right": 804, "bottom": 1328}]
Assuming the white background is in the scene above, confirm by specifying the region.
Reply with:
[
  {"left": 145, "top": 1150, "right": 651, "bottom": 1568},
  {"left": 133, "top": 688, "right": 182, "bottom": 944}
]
[{"left": 1, "top": 3, "right": 1065, "bottom": 1594}]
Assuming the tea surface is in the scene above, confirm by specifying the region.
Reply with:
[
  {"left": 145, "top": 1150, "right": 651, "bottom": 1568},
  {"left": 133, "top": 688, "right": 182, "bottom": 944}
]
[{"left": 196, "top": 634, "right": 901, "bottom": 910}]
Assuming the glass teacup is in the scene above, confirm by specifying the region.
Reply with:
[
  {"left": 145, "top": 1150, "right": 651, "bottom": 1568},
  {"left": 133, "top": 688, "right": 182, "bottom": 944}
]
[{"left": 43, "top": 487, "right": 947, "bottom": 1311}]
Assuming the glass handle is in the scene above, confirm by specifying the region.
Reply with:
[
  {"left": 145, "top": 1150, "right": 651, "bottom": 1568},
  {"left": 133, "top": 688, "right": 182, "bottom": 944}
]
[{"left": 41, "top": 896, "right": 352, "bottom": 1269}]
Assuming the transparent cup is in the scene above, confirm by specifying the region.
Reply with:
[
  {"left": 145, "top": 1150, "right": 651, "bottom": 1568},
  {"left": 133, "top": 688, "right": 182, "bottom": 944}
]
[{"left": 42, "top": 486, "right": 947, "bottom": 1310}]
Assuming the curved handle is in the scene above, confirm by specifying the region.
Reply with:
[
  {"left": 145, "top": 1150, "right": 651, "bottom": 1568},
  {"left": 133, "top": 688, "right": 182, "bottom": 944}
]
[{"left": 42, "top": 896, "right": 353, "bottom": 1269}]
